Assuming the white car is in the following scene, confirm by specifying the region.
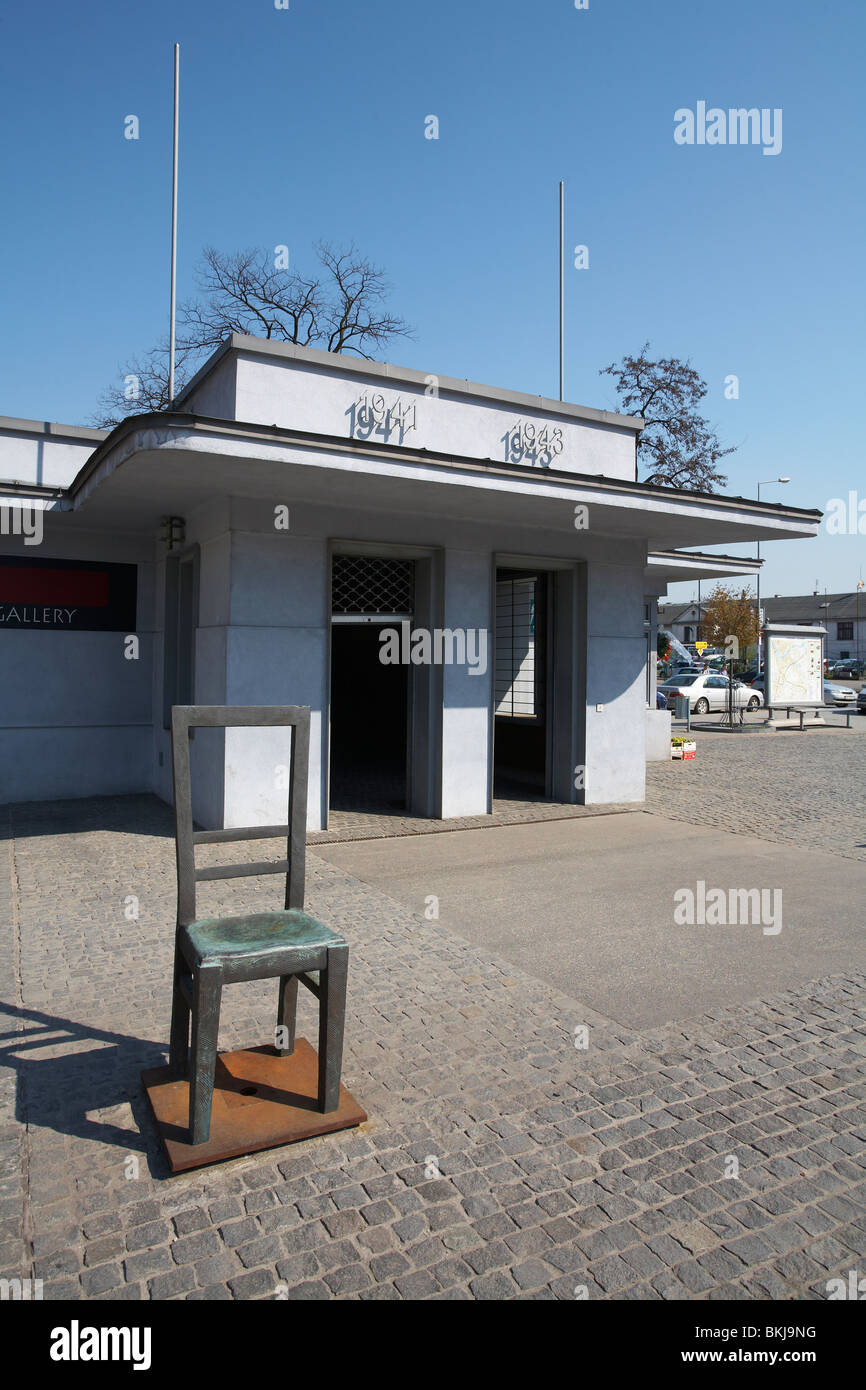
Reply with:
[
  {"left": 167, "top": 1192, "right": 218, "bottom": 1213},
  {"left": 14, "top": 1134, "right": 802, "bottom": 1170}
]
[
  {"left": 659, "top": 672, "right": 762, "bottom": 714},
  {"left": 823, "top": 681, "right": 856, "bottom": 706},
  {"left": 750, "top": 674, "right": 855, "bottom": 708}
]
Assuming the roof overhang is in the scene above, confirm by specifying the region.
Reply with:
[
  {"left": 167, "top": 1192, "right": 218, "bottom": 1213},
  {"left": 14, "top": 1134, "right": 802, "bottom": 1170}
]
[
  {"left": 645, "top": 549, "right": 763, "bottom": 587},
  {"left": 44, "top": 414, "right": 822, "bottom": 552}
]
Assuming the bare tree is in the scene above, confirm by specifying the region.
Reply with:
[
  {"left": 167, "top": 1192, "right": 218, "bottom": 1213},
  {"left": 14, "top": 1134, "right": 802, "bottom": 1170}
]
[
  {"left": 94, "top": 242, "right": 413, "bottom": 427},
  {"left": 92, "top": 341, "right": 200, "bottom": 427},
  {"left": 316, "top": 244, "right": 412, "bottom": 354},
  {"left": 600, "top": 343, "right": 734, "bottom": 493}
]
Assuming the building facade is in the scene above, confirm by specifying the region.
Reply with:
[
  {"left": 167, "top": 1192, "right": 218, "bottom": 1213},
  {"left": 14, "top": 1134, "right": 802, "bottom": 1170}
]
[{"left": 0, "top": 337, "right": 822, "bottom": 829}]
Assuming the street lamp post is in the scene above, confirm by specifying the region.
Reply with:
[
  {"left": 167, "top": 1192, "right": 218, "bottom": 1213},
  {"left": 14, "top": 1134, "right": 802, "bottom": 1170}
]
[
  {"left": 857, "top": 580, "right": 864, "bottom": 671},
  {"left": 819, "top": 597, "right": 833, "bottom": 674},
  {"left": 756, "top": 476, "right": 790, "bottom": 671}
]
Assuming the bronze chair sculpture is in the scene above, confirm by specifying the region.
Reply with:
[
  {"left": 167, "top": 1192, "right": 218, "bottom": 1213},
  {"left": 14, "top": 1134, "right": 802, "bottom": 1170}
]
[{"left": 167, "top": 705, "right": 349, "bottom": 1147}]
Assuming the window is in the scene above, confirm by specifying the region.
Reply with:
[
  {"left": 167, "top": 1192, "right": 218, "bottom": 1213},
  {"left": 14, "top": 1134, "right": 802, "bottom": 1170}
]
[
  {"left": 332, "top": 555, "right": 414, "bottom": 616},
  {"left": 837, "top": 621, "right": 853, "bottom": 641},
  {"left": 495, "top": 575, "right": 543, "bottom": 719}
]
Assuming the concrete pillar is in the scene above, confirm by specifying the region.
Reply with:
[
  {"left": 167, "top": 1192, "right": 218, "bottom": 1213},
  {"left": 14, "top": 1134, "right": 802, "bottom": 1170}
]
[
  {"left": 439, "top": 549, "right": 492, "bottom": 818},
  {"left": 222, "top": 528, "right": 328, "bottom": 831},
  {"left": 583, "top": 557, "right": 647, "bottom": 804}
]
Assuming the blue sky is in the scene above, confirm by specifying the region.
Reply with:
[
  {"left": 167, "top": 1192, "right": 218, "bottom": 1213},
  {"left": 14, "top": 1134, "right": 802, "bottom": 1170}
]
[{"left": 1, "top": 0, "right": 863, "bottom": 599}]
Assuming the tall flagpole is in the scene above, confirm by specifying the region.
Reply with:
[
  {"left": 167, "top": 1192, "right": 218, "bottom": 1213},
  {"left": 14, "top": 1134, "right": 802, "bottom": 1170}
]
[
  {"left": 559, "top": 181, "right": 565, "bottom": 401},
  {"left": 168, "top": 43, "right": 180, "bottom": 404}
]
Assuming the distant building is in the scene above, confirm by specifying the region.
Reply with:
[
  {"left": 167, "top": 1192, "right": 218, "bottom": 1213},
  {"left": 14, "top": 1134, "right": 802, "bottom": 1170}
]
[{"left": 659, "top": 591, "right": 865, "bottom": 663}]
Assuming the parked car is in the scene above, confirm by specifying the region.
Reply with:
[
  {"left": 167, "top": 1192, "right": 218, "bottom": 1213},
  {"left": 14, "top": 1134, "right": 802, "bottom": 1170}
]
[
  {"left": 748, "top": 674, "right": 855, "bottom": 707},
  {"left": 659, "top": 672, "right": 762, "bottom": 714},
  {"left": 669, "top": 662, "right": 706, "bottom": 678},
  {"left": 858, "top": 687, "right": 866, "bottom": 715},
  {"left": 829, "top": 659, "right": 865, "bottom": 679},
  {"left": 656, "top": 689, "right": 668, "bottom": 710},
  {"left": 823, "top": 681, "right": 856, "bottom": 706}
]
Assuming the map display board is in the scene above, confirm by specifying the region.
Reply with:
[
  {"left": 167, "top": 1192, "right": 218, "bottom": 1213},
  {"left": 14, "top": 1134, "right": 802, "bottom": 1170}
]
[{"left": 765, "top": 626, "right": 824, "bottom": 706}]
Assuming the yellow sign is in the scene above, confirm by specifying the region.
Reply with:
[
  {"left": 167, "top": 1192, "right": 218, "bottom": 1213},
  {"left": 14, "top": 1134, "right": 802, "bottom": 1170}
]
[{"left": 695, "top": 641, "right": 708, "bottom": 653}]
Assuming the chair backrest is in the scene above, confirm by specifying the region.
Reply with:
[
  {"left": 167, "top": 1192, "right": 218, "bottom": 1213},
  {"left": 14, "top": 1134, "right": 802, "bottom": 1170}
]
[{"left": 170, "top": 705, "right": 311, "bottom": 928}]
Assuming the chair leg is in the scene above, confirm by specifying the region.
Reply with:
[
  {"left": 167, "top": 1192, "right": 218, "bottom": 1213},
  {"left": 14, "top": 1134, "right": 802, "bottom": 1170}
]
[
  {"left": 189, "top": 965, "right": 222, "bottom": 1145},
  {"left": 169, "top": 943, "right": 190, "bottom": 1075},
  {"left": 318, "top": 944, "right": 348, "bottom": 1113},
  {"left": 276, "top": 974, "right": 298, "bottom": 1056}
]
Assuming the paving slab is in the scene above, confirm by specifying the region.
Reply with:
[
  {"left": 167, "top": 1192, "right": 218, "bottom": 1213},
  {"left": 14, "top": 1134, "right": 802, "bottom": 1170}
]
[{"left": 316, "top": 813, "right": 866, "bottom": 1029}]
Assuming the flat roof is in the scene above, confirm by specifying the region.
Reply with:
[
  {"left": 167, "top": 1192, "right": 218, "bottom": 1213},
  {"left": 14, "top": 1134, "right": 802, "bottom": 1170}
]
[
  {"left": 648, "top": 550, "right": 763, "bottom": 570},
  {"left": 0, "top": 415, "right": 106, "bottom": 444}
]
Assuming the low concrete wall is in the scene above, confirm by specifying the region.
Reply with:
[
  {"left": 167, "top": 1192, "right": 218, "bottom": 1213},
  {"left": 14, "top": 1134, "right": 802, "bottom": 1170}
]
[{"left": 646, "top": 707, "right": 671, "bottom": 761}]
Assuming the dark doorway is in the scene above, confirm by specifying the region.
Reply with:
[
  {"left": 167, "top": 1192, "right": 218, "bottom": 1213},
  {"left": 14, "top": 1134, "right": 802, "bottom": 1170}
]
[
  {"left": 493, "top": 570, "right": 550, "bottom": 799},
  {"left": 329, "top": 624, "right": 408, "bottom": 812}
]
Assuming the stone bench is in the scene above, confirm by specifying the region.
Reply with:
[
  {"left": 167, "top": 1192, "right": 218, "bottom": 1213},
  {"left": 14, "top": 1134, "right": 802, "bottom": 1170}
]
[
  {"left": 765, "top": 704, "right": 858, "bottom": 729},
  {"left": 765, "top": 705, "right": 825, "bottom": 730}
]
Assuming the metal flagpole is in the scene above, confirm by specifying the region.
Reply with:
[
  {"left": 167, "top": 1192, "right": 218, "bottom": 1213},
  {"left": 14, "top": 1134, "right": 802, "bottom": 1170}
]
[
  {"left": 559, "top": 181, "right": 564, "bottom": 401},
  {"left": 168, "top": 43, "right": 180, "bottom": 404}
]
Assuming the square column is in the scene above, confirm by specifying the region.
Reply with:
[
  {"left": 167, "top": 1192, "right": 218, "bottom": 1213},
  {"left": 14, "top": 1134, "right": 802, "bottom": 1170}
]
[{"left": 439, "top": 549, "right": 492, "bottom": 818}]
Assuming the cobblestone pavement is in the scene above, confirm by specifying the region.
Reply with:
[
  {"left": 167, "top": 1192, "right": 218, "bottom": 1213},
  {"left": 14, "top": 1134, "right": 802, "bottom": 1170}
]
[
  {"left": 646, "top": 728, "right": 866, "bottom": 862},
  {"left": 1, "top": 779, "right": 865, "bottom": 1302}
]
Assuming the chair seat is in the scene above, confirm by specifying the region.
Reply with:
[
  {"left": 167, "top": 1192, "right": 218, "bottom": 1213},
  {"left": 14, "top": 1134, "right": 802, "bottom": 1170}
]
[{"left": 182, "top": 909, "right": 342, "bottom": 963}]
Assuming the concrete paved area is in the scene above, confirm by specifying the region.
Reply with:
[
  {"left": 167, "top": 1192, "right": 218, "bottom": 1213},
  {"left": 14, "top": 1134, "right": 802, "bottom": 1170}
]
[
  {"left": 318, "top": 726, "right": 866, "bottom": 1030},
  {"left": 315, "top": 815, "right": 866, "bottom": 1030}
]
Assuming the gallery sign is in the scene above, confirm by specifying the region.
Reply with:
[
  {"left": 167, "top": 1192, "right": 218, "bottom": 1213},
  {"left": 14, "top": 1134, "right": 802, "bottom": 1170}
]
[{"left": 0, "top": 556, "right": 137, "bottom": 630}]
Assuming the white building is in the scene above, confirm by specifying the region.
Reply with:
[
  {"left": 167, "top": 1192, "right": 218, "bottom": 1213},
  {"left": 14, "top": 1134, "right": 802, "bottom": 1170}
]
[{"left": 0, "top": 336, "right": 822, "bottom": 828}]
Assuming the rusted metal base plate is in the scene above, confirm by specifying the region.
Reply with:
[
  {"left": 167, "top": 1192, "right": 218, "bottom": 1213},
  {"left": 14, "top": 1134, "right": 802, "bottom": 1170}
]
[{"left": 141, "top": 1038, "right": 366, "bottom": 1173}]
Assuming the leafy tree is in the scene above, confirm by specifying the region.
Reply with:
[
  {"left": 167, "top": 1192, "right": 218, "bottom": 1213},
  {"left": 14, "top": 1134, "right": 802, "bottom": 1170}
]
[
  {"left": 600, "top": 343, "right": 734, "bottom": 492},
  {"left": 94, "top": 242, "right": 413, "bottom": 427},
  {"left": 699, "top": 583, "right": 758, "bottom": 667}
]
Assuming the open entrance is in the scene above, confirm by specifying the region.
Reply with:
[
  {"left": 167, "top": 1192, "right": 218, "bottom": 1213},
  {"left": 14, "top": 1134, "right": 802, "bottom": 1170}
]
[
  {"left": 329, "top": 624, "right": 408, "bottom": 811},
  {"left": 493, "top": 569, "right": 551, "bottom": 799},
  {"left": 328, "top": 554, "right": 414, "bottom": 815}
]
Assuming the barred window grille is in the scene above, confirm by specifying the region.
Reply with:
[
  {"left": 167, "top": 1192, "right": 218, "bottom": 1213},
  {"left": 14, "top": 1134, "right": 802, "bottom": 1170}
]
[
  {"left": 331, "top": 556, "right": 415, "bottom": 615},
  {"left": 495, "top": 576, "right": 540, "bottom": 718}
]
